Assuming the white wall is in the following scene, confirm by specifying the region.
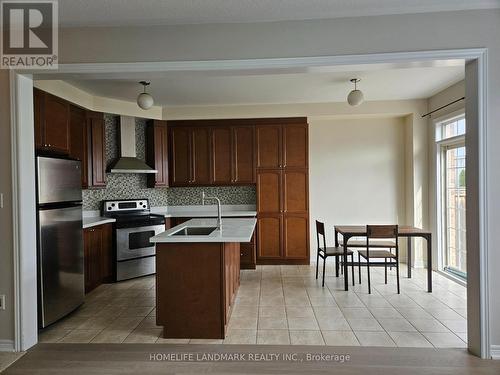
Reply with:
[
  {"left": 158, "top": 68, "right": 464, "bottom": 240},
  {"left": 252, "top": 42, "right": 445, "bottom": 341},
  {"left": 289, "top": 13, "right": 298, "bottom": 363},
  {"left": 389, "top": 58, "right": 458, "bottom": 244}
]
[{"left": 309, "top": 117, "right": 406, "bottom": 250}]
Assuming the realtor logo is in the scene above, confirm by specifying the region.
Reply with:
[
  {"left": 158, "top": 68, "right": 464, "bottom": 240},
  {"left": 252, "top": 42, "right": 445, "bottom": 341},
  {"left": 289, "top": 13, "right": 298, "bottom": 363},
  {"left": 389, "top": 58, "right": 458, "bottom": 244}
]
[{"left": 1, "top": 0, "right": 58, "bottom": 69}]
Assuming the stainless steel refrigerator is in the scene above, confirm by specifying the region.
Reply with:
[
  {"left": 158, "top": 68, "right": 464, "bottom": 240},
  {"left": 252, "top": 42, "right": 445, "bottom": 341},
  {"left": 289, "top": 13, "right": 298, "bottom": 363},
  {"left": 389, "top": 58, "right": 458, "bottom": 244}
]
[{"left": 36, "top": 156, "right": 84, "bottom": 328}]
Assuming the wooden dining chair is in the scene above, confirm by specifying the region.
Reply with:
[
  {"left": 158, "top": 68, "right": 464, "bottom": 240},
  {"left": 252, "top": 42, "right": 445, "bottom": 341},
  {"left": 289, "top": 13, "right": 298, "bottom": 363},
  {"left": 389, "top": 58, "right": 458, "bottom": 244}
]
[
  {"left": 357, "top": 225, "right": 400, "bottom": 294},
  {"left": 316, "top": 220, "right": 354, "bottom": 287}
]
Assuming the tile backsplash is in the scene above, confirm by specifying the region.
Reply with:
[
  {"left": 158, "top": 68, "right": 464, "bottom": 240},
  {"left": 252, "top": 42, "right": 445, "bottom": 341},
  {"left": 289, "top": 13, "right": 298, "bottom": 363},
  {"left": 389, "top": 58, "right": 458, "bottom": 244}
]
[{"left": 82, "top": 114, "right": 256, "bottom": 211}]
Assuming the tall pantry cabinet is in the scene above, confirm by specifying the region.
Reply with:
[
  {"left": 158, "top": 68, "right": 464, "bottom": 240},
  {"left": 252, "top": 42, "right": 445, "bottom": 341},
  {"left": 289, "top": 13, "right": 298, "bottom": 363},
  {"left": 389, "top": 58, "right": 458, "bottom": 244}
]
[{"left": 255, "top": 119, "right": 309, "bottom": 264}]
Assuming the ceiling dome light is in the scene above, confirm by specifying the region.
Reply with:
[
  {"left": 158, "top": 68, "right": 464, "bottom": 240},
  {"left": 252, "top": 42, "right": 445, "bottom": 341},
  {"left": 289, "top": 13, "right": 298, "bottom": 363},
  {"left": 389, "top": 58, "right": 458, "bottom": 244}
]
[
  {"left": 347, "top": 78, "right": 364, "bottom": 106},
  {"left": 137, "top": 81, "right": 154, "bottom": 110}
]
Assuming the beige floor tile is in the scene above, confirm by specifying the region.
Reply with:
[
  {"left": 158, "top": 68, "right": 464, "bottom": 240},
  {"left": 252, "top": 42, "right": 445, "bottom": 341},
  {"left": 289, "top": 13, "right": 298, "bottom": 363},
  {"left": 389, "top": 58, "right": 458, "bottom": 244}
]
[
  {"left": 354, "top": 331, "right": 396, "bottom": 347},
  {"left": 257, "top": 330, "right": 290, "bottom": 345},
  {"left": 119, "top": 306, "right": 154, "bottom": 317},
  {"left": 286, "top": 306, "right": 315, "bottom": 319},
  {"left": 440, "top": 319, "right": 467, "bottom": 333},
  {"left": 38, "top": 327, "right": 72, "bottom": 343},
  {"left": 317, "top": 317, "right": 351, "bottom": 331},
  {"left": 259, "top": 306, "right": 286, "bottom": 318},
  {"left": 408, "top": 318, "right": 450, "bottom": 333},
  {"left": 308, "top": 296, "right": 338, "bottom": 306},
  {"left": 395, "top": 307, "right": 433, "bottom": 320},
  {"left": 284, "top": 296, "right": 311, "bottom": 306},
  {"left": 0, "top": 352, "right": 25, "bottom": 372},
  {"left": 75, "top": 316, "right": 115, "bottom": 330},
  {"left": 59, "top": 329, "right": 102, "bottom": 343},
  {"left": 231, "top": 305, "right": 259, "bottom": 318},
  {"left": 426, "top": 308, "right": 463, "bottom": 320},
  {"left": 388, "top": 331, "right": 433, "bottom": 347},
  {"left": 258, "top": 316, "right": 288, "bottom": 330},
  {"left": 53, "top": 315, "right": 90, "bottom": 330},
  {"left": 347, "top": 318, "right": 384, "bottom": 331},
  {"left": 422, "top": 332, "right": 466, "bottom": 348},
  {"left": 357, "top": 295, "right": 392, "bottom": 308},
  {"left": 287, "top": 317, "right": 319, "bottom": 330},
  {"left": 123, "top": 328, "right": 162, "bottom": 343},
  {"left": 91, "top": 328, "right": 132, "bottom": 343},
  {"left": 322, "top": 330, "right": 360, "bottom": 346},
  {"left": 369, "top": 307, "right": 403, "bottom": 319},
  {"left": 377, "top": 318, "right": 416, "bottom": 332},
  {"left": 108, "top": 317, "right": 143, "bottom": 330},
  {"left": 341, "top": 307, "right": 372, "bottom": 319},
  {"left": 259, "top": 295, "right": 285, "bottom": 306},
  {"left": 189, "top": 339, "right": 224, "bottom": 344},
  {"left": 289, "top": 330, "right": 325, "bottom": 345},
  {"left": 227, "top": 315, "right": 258, "bottom": 330},
  {"left": 137, "top": 317, "right": 160, "bottom": 329},
  {"left": 312, "top": 306, "right": 343, "bottom": 318},
  {"left": 223, "top": 329, "right": 257, "bottom": 344}
]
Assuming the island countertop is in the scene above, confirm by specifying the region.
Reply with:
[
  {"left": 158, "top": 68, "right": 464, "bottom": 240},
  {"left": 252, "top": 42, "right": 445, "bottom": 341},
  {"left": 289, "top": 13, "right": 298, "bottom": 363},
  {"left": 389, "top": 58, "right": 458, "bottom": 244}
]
[{"left": 150, "top": 218, "right": 256, "bottom": 243}]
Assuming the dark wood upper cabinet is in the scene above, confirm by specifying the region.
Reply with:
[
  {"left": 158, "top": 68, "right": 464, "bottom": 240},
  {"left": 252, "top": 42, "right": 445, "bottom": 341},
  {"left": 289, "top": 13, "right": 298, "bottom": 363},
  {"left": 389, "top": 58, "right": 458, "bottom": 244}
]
[
  {"left": 69, "top": 105, "right": 88, "bottom": 188},
  {"left": 43, "top": 93, "right": 70, "bottom": 154},
  {"left": 34, "top": 89, "right": 70, "bottom": 154},
  {"left": 170, "top": 127, "right": 191, "bottom": 186},
  {"left": 232, "top": 126, "right": 255, "bottom": 183},
  {"left": 191, "top": 127, "right": 211, "bottom": 185},
  {"left": 86, "top": 111, "right": 106, "bottom": 188},
  {"left": 211, "top": 127, "right": 232, "bottom": 184},
  {"left": 146, "top": 120, "right": 168, "bottom": 188},
  {"left": 283, "top": 124, "right": 308, "bottom": 169},
  {"left": 256, "top": 125, "right": 281, "bottom": 169},
  {"left": 169, "top": 126, "right": 211, "bottom": 186}
]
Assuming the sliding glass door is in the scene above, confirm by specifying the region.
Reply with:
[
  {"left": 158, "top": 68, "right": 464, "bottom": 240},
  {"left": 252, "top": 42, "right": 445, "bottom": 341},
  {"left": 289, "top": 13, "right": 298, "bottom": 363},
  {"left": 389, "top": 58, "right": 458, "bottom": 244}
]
[
  {"left": 437, "top": 114, "right": 466, "bottom": 280},
  {"left": 444, "top": 144, "right": 466, "bottom": 277}
]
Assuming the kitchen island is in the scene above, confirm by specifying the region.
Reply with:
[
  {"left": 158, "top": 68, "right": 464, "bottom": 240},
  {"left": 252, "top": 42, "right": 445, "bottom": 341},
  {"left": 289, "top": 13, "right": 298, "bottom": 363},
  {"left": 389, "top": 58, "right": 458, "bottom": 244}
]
[{"left": 150, "top": 218, "right": 256, "bottom": 339}]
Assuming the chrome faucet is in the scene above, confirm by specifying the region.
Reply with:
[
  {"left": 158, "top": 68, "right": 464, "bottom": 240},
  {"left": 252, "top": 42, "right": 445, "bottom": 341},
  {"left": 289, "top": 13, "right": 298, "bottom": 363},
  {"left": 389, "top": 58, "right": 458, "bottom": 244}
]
[{"left": 202, "top": 191, "right": 222, "bottom": 230}]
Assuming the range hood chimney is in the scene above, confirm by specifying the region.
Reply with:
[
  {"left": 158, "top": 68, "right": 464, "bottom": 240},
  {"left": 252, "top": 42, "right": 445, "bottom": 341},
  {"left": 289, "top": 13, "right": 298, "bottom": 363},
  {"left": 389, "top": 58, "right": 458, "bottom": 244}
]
[{"left": 110, "top": 116, "right": 157, "bottom": 174}]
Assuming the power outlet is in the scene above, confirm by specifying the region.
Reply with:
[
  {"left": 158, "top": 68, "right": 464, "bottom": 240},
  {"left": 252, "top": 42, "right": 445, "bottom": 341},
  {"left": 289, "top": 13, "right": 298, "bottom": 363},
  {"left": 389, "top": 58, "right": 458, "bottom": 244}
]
[{"left": 0, "top": 295, "right": 5, "bottom": 310}]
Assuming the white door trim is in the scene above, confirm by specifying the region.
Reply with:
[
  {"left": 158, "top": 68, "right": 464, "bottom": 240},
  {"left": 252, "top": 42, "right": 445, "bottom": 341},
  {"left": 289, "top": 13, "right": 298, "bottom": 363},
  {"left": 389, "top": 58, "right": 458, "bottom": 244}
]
[{"left": 11, "top": 48, "right": 490, "bottom": 358}]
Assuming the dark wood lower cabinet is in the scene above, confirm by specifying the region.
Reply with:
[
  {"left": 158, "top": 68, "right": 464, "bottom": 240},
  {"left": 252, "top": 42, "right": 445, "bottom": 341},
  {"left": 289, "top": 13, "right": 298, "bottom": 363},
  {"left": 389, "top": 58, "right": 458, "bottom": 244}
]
[
  {"left": 257, "top": 214, "right": 282, "bottom": 259},
  {"left": 156, "top": 242, "right": 240, "bottom": 339},
  {"left": 83, "top": 224, "right": 113, "bottom": 293},
  {"left": 170, "top": 216, "right": 256, "bottom": 269}
]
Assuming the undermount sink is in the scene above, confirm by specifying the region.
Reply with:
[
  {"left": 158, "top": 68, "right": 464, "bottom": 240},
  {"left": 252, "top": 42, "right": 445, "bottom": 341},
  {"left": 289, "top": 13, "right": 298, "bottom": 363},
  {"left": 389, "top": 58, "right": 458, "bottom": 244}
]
[{"left": 170, "top": 226, "right": 218, "bottom": 236}]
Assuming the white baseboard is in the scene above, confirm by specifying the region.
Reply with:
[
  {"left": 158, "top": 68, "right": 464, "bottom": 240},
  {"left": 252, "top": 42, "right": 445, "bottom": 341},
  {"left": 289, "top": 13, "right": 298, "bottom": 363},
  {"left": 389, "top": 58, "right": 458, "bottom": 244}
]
[
  {"left": 0, "top": 340, "right": 14, "bottom": 352},
  {"left": 491, "top": 345, "right": 500, "bottom": 360}
]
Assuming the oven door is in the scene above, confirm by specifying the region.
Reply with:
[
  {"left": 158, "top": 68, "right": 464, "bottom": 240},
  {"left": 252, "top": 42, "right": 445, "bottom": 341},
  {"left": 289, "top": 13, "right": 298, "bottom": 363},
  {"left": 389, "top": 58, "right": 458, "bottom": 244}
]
[{"left": 116, "top": 224, "right": 164, "bottom": 261}]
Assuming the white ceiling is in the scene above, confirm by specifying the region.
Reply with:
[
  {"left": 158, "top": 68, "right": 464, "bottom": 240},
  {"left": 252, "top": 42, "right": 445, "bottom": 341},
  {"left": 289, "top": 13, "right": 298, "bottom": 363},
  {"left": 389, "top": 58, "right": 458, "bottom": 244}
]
[
  {"left": 58, "top": 0, "right": 500, "bottom": 27},
  {"left": 60, "top": 62, "right": 464, "bottom": 106}
]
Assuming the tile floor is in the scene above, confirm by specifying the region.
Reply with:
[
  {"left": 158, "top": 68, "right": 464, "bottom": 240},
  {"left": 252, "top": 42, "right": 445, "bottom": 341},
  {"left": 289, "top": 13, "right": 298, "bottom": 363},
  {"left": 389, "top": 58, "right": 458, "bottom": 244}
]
[{"left": 39, "top": 263, "right": 467, "bottom": 348}]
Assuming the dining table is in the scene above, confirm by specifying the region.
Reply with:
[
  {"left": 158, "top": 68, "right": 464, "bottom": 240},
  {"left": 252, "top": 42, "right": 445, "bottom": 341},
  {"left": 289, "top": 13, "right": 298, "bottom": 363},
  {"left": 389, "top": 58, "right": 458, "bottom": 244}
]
[{"left": 334, "top": 225, "right": 433, "bottom": 292}]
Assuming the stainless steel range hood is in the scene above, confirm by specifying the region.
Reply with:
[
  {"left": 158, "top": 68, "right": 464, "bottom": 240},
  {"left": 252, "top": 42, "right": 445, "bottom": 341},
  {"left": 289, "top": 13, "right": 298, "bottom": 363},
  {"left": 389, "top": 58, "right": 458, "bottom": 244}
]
[{"left": 110, "top": 116, "right": 157, "bottom": 174}]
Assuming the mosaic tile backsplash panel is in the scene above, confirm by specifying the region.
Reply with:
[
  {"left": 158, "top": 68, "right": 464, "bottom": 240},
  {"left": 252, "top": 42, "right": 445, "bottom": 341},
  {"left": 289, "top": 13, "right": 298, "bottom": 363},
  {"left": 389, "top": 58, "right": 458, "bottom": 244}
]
[{"left": 82, "top": 114, "right": 256, "bottom": 210}]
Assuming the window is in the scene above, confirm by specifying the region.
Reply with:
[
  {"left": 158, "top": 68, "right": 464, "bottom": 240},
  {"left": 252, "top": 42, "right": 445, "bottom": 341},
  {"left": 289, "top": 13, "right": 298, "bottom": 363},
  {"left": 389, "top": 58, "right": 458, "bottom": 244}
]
[{"left": 436, "top": 113, "right": 466, "bottom": 280}]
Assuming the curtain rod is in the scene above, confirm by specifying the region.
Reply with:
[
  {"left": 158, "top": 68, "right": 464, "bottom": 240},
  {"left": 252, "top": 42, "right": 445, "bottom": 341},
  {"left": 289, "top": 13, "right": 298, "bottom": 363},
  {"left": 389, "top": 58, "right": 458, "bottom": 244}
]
[{"left": 421, "top": 97, "right": 465, "bottom": 118}]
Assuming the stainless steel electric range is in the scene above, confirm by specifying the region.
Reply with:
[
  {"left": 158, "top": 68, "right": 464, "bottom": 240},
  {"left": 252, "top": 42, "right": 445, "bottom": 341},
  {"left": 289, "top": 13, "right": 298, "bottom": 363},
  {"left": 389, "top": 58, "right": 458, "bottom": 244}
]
[{"left": 102, "top": 199, "right": 165, "bottom": 281}]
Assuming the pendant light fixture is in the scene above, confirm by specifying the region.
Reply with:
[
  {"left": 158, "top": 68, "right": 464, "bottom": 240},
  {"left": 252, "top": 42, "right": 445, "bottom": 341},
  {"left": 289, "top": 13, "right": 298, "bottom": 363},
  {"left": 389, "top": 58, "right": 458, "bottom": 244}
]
[
  {"left": 347, "top": 78, "right": 364, "bottom": 106},
  {"left": 137, "top": 81, "right": 154, "bottom": 110}
]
